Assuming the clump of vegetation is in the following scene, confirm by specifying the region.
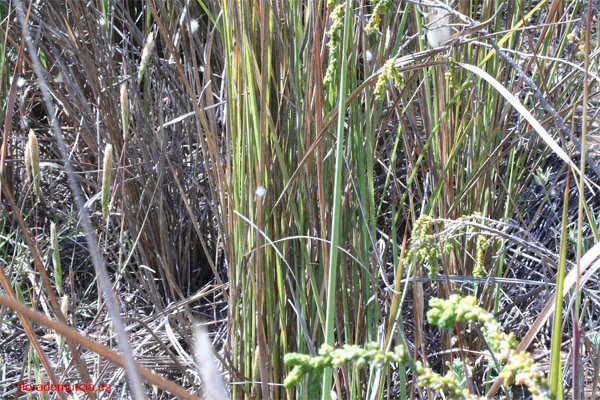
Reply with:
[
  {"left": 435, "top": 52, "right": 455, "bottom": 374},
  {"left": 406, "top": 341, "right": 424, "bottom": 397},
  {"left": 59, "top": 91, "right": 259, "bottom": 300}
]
[
  {"left": 365, "top": 0, "right": 393, "bottom": 35},
  {"left": 2, "top": 0, "right": 599, "bottom": 399},
  {"left": 374, "top": 59, "right": 404, "bottom": 98},
  {"left": 285, "top": 295, "right": 550, "bottom": 399},
  {"left": 405, "top": 213, "right": 496, "bottom": 280}
]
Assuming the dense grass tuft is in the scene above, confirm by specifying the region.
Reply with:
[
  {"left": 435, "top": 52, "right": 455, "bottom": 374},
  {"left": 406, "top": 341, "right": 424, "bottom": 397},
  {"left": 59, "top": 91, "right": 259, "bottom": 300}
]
[{"left": 1, "top": 0, "right": 599, "bottom": 399}]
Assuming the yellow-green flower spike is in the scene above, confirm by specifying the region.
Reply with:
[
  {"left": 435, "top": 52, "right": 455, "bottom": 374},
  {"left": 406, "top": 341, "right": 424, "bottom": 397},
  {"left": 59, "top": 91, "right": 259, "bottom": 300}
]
[
  {"left": 27, "top": 129, "right": 41, "bottom": 198},
  {"left": 120, "top": 82, "right": 129, "bottom": 139},
  {"left": 101, "top": 143, "right": 114, "bottom": 218},
  {"left": 137, "top": 31, "right": 156, "bottom": 84}
]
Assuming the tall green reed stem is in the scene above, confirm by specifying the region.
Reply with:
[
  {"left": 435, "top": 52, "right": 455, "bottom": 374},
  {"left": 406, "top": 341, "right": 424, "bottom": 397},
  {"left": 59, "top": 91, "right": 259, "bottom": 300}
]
[{"left": 322, "top": 1, "right": 354, "bottom": 397}]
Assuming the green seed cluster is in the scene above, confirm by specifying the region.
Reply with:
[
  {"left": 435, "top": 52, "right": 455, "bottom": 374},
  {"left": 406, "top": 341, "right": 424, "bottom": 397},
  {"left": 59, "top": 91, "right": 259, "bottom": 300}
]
[
  {"left": 456, "top": 212, "right": 493, "bottom": 279},
  {"left": 323, "top": 2, "right": 345, "bottom": 86},
  {"left": 406, "top": 215, "right": 443, "bottom": 279},
  {"left": 500, "top": 350, "right": 548, "bottom": 399},
  {"left": 576, "top": 28, "right": 586, "bottom": 60},
  {"left": 414, "top": 363, "right": 478, "bottom": 399},
  {"left": 284, "top": 342, "right": 411, "bottom": 392},
  {"left": 445, "top": 57, "right": 459, "bottom": 89},
  {"left": 284, "top": 295, "right": 550, "bottom": 399},
  {"left": 427, "top": 295, "right": 550, "bottom": 399},
  {"left": 365, "top": 0, "right": 392, "bottom": 35},
  {"left": 473, "top": 235, "right": 489, "bottom": 279},
  {"left": 406, "top": 213, "right": 499, "bottom": 281},
  {"left": 427, "top": 295, "right": 490, "bottom": 329},
  {"left": 283, "top": 350, "right": 325, "bottom": 392},
  {"left": 374, "top": 59, "right": 404, "bottom": 98},
  {"left": 466, "top": 211, "right": 481, "bottom": 234}
]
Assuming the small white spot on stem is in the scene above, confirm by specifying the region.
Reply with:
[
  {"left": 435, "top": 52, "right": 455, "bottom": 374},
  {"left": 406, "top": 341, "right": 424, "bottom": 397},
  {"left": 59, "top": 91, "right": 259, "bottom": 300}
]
[{"left": 255, "top": 186, "right": 266, "bottom": 198}]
